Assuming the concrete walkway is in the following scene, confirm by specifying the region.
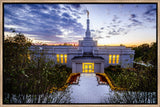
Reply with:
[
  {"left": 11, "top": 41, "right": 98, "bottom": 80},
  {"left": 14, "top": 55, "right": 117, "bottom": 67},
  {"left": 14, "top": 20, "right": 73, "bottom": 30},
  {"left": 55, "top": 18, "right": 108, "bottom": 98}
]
[{"left": 69, "top": 73, "right": 113, "bottom": 103}]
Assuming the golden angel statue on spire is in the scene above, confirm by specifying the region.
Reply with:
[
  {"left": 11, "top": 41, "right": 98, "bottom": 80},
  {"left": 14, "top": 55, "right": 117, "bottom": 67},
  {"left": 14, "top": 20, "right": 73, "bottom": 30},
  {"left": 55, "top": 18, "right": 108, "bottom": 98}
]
[{"left": 86, "top": 10, "right": 89, "bottom": 18}]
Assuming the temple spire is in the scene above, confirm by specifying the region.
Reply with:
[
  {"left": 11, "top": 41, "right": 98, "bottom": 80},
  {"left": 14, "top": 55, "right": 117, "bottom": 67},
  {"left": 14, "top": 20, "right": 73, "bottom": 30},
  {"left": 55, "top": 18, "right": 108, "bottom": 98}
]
[{"left": 85, "top": 10, "right": 91, "bottom": 38}]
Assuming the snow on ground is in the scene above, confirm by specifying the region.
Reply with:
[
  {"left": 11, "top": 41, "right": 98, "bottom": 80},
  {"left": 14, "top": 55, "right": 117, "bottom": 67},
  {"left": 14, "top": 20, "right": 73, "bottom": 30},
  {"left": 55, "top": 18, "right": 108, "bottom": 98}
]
[{"left": 69, "top": 73, "right": 113, "bottom": 103}]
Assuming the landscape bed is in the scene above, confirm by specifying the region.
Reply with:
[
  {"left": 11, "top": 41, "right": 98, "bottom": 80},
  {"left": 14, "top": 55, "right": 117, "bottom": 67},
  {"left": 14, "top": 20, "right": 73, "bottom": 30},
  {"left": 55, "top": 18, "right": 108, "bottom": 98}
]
[
  {"left": 50, "top": 73, "right": 80, "bottom": 93},
  {"left": 96, "top": 73, "right": 126, "bottom": 91},
  {"left": 96, "top": 73, "right": 108, "bottom": 85}
]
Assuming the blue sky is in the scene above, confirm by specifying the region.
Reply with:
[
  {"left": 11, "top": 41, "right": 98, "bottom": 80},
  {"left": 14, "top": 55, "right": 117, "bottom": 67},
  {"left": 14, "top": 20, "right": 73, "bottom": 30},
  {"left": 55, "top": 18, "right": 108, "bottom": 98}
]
[{"left": 4, "top": 4, "right": 156, "bottom": 46}]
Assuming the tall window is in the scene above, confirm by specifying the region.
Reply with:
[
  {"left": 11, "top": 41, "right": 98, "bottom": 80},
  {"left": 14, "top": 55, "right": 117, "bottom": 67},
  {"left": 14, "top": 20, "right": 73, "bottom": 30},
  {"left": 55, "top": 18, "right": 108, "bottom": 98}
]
[
  {"left": 57, "top": 54, "right": 67, "bottom": 64},
  {"left": 109, "top": 54, "right": 112, "bottom": 64},
  {"left": 113, "top": 55, "right": 115, "bottom": 64},
  {"left": 61, "top": 54, "right": 63, "bottom": 63},
  {"left": 57, "top": 54, "right": 59, "bottom": 63},
  {"left": 64, "top": 54, "right": 67, "bottom": 63},
  {"left": 116, "top": 55, "right": 119, "bottom": 64}
]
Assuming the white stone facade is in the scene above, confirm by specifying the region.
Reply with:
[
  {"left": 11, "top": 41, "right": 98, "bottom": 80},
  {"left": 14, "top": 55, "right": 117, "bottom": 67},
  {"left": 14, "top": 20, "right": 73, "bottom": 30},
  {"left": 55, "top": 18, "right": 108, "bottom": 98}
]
[{"left": 30, "top": 18, "right": 135, "bottom": 73}]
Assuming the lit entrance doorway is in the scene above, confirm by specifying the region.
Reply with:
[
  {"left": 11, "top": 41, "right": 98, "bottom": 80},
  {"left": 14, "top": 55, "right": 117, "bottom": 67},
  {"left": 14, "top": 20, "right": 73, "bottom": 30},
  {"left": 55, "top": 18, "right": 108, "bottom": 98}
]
[{"left": 82, "top": 63, "right": 94, "bottom": 73}]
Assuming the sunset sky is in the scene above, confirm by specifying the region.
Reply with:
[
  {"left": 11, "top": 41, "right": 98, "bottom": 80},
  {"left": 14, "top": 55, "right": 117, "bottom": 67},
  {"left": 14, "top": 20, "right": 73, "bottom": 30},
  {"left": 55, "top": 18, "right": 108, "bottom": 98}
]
[{"left": 4, "top": 4, "right": 157, "bottom": 46}]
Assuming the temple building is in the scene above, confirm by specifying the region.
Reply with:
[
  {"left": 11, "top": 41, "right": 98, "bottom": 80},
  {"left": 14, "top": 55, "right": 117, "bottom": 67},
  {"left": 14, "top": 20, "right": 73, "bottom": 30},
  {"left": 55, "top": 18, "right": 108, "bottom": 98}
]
[{"left": 30, "top": 12, "right": 135, "bottom": 73}]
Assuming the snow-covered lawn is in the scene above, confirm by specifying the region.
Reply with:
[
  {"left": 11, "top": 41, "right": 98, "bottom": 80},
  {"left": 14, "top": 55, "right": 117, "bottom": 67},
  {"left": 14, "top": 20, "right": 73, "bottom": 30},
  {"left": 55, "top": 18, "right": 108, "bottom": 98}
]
[{"left": 69, "top": 73, "right": 113, "bottom": 103}]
